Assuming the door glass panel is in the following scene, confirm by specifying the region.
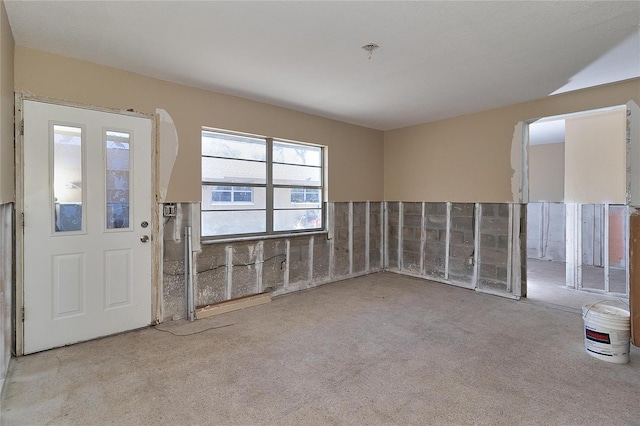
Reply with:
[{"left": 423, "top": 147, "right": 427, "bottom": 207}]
[
  {"left": 106, "top": 131, "right": 131, "bottom": 229},
  {"left": 53, "top": 125, "right": 83, "bottom": 233}
]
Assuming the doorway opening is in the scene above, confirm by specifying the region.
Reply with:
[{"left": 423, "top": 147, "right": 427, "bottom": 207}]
[{"left": 525, "top": 105, "right": 628, "bottom": 311}]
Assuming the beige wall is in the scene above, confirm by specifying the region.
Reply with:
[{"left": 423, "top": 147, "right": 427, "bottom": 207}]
[
  {"left": 14, "top": 46, "right": 384, "bottom": 203},
  {"left": 529, "top": 142, "right": 564, "bottom": 202},
  {"left": 0, "top": 1, "right": 14, "bottom": 204},
  {"left": 564, "top": 108, "right": 626, "bottom": 203},
  {"left": 384, "top": 78, "right": 640, "bottom": 202}
]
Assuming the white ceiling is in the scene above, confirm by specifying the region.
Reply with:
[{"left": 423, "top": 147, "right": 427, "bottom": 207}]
[{"left": 5, "top": 1, "right": 640, "bottom": 131}]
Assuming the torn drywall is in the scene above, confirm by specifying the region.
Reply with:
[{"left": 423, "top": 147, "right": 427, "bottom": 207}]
[
  {"left": 510, "top": 121, "right": 525, "bottom": 203},
  {"left": 156, "top": 108, "right": 179, "bottom": 203}
]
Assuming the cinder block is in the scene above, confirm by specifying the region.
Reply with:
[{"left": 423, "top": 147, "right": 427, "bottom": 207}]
[
  {"left": 403, "top": 214, "right": 422, "bottom": 228},
  {"left": 262, "top": 240, "right": 285, "bottom": 291},
  {"left": 163, "top": 273, "right": 186, "bottom": 321},
  {"left": 312, "top": 236, "right": 330, "bottom": 281},
  {"left": 289, "top": 238, "right": 310, "bottom": 284},
  {"left": 196, "top": 268, "right": 227, "bottom": 306},
  {"left": 480, "top": 247, "right": 508, "bottom": 265},
  {"left": 425, "top": 202, "right": 446, "bottom": 215},
  {"left": 481, "top": 233, "right": 496, "bottom": 248},
  {"left": 231, "top": 265, "right": 258, "bottom": 299},
  {"left": 451, "top": 203, "right": 474, "bottom": 217}
]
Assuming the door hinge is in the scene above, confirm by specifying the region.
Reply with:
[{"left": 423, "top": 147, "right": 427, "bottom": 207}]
[
  {"left": 21, "top": 306, "right": 24, "bottom": 322},
  {"left": 21, "top": 212, "right": 24, "bottom": 228}
]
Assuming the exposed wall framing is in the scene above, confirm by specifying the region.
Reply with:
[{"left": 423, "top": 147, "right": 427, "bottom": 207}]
[
  {"left": 162, "top": 201, "right": 384, "bottom": 322},
  {"left": 385, "top": 201, "right": 525, "bottom": 299}
]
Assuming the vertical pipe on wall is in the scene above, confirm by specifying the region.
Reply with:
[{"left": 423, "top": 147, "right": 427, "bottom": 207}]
[
  {"left": 445, "top": 202, "right": 451, "bottom": 280},
  {"left": 184, "top": 226, "right": 195, "bottom": 322}
]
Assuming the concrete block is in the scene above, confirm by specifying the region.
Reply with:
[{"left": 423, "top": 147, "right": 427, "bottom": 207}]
[
  {"left": 449, "top": 243, "right": 473, "bottom": 258},
  {"left": 425, "top": 202, "right": 446, "bottom": 215},
  {"left": 403, "top": 202, "right": 422, "bottom": 215},
  {"left": 231, "top": 264, "right": 259, "bottom": 299},
  {"left": 481, "top": 233, "right": 496, "bottom": 248},
  {"left": 480, "top": 247, "right": 508, "bottom": 265},
  {"left": 195, "top": 267, "right": 227, "bottom": 306},
  {"left": 452, "top": 216, "right": 473, "bottom": 232},
  {"left": 403, "top": 239, "right": 421, "bottom": 254},
  {"left": 312, "top": 236, "right": 331, "bottom": 281},
  {"left": 403, "top": 214, "right": 422, "bottom": 228},
  {"left": 425, "top": 215, "right": 446, "bottom": 229},
  {"left": 451, "top": 203, "right": 474, "bottom": 217},
  {"left": 262, "top": 240, "right": 285, "bottom": 292},
  {"left": 478, "top": 279, "right": 507, "bottom": 292},
  {"left": 289, "top": 237, "right": 310, "bottom": 284},
  {"left": 164, "top": 239, "right": 185, "bottom": 262},
  {"left": 162, "top": 273, "right": 185, "bottom": 321}
]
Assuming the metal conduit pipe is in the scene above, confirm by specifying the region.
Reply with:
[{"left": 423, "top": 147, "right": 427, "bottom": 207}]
[{"left": 185, "top": 226, "right": 195, "bottom": 321}]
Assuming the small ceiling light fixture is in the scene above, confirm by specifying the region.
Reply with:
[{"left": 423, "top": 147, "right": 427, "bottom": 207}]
[{"left": 362, "top": 43, "right": 379, "bottom": 60}]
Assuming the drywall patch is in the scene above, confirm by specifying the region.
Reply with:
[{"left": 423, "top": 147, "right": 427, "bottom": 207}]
[
  {"left": 510, "top": 121, "right": 525, "bottom": 203},
  {"left": 156, "top": 108, "right": 179, "bottom": 203}
]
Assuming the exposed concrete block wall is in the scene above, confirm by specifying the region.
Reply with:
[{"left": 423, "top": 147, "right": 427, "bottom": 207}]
[
  {"left": 162, "top": 201, "right": 384, "bottom": 322},
  {"left": 387, "top": 201, "right": 525, "bottom": 298},
  {"left": 424, "top": 202, "right": 447, "bottom": 279},
  {"left": 449, "top": 203, "right": 475, "bottom": 285},
  {"left": 386, "top": 202, "right": 400, "bottom": 270},
  {"left": 477, "top": 203, "right": 510, "bottom": 292}
]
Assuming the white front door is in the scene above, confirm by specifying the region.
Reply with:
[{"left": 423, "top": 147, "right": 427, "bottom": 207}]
[{"left": 22, "top": 100, "right": 153, "bottom": 354}]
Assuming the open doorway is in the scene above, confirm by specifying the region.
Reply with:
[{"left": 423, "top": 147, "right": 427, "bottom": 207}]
[{"left": 525, "top": 105, "right": 628, "bottom": 311}]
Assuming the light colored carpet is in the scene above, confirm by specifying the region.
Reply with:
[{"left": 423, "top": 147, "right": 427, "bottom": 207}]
[{"left": 3, "top": 272, "right": 638, "bottom": 425}]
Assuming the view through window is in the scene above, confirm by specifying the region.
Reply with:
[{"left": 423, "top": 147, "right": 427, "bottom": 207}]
[{"left": 201, "top": 129, "right": 324, "bottom": 238}]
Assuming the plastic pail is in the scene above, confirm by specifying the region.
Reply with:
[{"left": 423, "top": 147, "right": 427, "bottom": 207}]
[{"left": 582, "top": 303, "right": 630, "bottom": 364}]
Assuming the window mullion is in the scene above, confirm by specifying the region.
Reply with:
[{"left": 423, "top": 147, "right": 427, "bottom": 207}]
[{"left": 266, "top": 138, "right": 274, "bottom": 233}]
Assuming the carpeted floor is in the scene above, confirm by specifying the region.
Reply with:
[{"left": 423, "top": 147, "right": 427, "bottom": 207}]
[{"left": 2, "top": 272, "right": 638, "bottom": 425}]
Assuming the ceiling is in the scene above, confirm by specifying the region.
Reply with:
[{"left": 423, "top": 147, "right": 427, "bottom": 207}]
[{"left": 5, "top": 1, "right": 640, "bottom": 131}]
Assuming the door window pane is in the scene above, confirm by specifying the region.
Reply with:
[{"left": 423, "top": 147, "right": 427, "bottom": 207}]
[
  {"left": 106, "top": 131, "right": 131, "bottom": 229},
  {"left": 53, "top": 125, "right": 83, "bottom": 233}
]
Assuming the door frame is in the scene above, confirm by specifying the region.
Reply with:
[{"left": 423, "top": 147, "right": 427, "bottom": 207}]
[{"left": 14, "top": 94, "right": 160, "bottom": 356}]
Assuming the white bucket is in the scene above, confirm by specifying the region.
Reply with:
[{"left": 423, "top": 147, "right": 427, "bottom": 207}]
[{"left": 582, "top": 303, "right": 630, "bottom": 364}]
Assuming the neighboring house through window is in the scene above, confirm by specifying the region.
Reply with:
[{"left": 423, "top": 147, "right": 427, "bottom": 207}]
[{"left": 201, "top": 129, "right": 325, "bottom": 238}]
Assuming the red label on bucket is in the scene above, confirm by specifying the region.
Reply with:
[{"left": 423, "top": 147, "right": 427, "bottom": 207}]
[{"left": 586, "top": 328, "right": 610, "bottom": 344}]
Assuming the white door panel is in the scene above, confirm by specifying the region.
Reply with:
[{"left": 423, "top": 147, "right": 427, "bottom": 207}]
[{"left": 23, "top": 100, "right": 152, "bottom": 354}]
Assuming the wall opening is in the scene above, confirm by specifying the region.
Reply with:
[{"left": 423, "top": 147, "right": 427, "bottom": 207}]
[{"left": 524, "top": 105, "right": 628, "bottom": 310}]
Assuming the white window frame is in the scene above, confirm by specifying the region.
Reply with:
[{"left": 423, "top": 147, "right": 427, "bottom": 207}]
[{"left": 201, "top": 128, "right": 325, "bottom": 240}]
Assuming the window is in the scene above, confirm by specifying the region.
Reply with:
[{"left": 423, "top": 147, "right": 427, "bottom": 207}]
[
  {"left": 211, "top": 186, "right": 253, "bottom": 204},
  {"left": 202, "top": 129, "right": 324, "bottom": 238},
  {"left": 290, "top": 188, "right": 320, "bottom": 204}
]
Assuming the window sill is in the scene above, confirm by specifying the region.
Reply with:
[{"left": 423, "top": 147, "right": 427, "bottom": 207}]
[{"left": 201, "top": 230, "right": 329, "bottom": 245}]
